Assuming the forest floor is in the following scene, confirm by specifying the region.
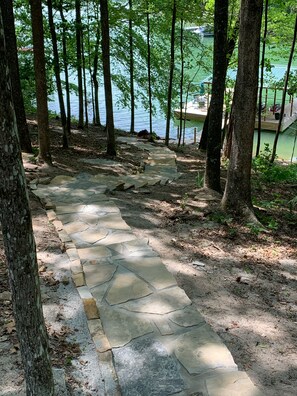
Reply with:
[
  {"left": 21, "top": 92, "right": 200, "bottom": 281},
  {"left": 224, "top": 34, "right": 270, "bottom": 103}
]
[{"left": 0, "top": 119, "right": 297, "bottom": 395}]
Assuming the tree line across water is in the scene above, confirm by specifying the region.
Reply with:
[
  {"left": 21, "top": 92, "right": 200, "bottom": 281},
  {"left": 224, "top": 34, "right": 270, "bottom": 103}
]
[{"left": 0, "top": 0, "right": 297, "bottom": 394}]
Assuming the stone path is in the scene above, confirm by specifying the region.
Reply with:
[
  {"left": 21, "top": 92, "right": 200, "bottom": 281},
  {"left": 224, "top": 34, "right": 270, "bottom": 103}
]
[{"left": 34, "top": 137, "right": 263, "bottom": 395}]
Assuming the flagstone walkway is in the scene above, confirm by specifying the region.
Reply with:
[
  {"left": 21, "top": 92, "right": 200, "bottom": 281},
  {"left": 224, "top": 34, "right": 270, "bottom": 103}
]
[{"left": 34, "top": 137, "right": 263, "bottom": 395}]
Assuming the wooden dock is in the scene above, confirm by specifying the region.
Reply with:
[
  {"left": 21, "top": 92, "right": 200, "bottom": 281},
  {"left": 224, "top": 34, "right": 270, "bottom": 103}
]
[{"left": 175, "top": 98, "right": 297, "bottom": 132}]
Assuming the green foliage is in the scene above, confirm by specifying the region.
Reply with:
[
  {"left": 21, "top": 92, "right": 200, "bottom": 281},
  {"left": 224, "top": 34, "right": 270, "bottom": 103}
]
[
  {"left": 196, "top": 172, "right": 204, "bottom": 188},
  {"left": 209, "top": 211, "right": 233, "bottom": 225},
  {"left": 253, "top": 143, "right": 297, "bottom": 182}
]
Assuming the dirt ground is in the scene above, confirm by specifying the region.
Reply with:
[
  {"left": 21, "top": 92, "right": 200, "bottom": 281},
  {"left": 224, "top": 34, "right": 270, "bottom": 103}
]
[{"left": 1, "top": 121, "right": 297, "bottom": 395}]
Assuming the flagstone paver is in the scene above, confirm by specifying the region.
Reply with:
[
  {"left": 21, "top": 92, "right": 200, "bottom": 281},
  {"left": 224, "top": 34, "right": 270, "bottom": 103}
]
[{"left": 34, "top": 137, "right": 263, "bottom": 395}]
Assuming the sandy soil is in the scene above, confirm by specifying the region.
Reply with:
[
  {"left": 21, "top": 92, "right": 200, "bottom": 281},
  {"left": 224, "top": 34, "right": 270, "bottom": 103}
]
[{"left": 1, "top": 121, "right": 297, "bottom": 394}]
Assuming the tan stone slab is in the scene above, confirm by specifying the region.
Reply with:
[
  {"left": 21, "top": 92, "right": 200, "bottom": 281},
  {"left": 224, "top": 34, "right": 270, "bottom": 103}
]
[
  {"left": 154, "top": 319, "right": 174, "bottom": 335},
  {"left": 53, "top": 219, "right": 64, "bottom": 231},
  {"left": 47, "top": 209, "right": 56, "bottom": 221},
  {"left": 91, "top": 283, "right": 110, "bottom": 303},
  {"left": 84, "top": 262, "right": 117, "bottom": 288},
  {"left": 77, "top": 213, "right": 100, "bottom": 226},
  {"left": 173, "top": 325, "right": 238, "bottom": 375},
  {"left": 50, "top": 175, "right": 76, "bottom": 185},
  {"left": 106, "top": 271, "right": 153, "bottom": 305},
  {"left": 123, "top": 238, "right": 149, "bottom": 252},
  {"left": 78, "top": 246, "right": 112, "bottom": 261},
  {"left": 99, "top": 306, "right": 154, "bottom": 348},
  {"left": 206, "top": 371, "right": 264, "bottom": 396},
  {"left": 99, "top": 232, "right": 137, "bottom": 246},
  {"left": 64, "top": 221, "right": 89, "bottom": 235},
  {"left": 72, "top": 272, "right": 85, "bottom": 287},
  {"left": 81, "top": 202, "right": 120, "bottom": 214},
  {"left": 169, "top": 306, "right": 205, "bottom": 327},
  {"left": 70, "top": 259, "right": 83, "bottom": 275},
  {"left": 96, "top": 214, "right": 131, "bottom": 230},
  {"left": 121, "top": 287, "right": 191, "bottom": 314},
  {"left": 56, "top": 204, "right": 86, "bottom": 214},
  {"left": 66, "top": 248, "right": 80, "bottom": 262},
  {"left": 72, "top": 229, "right": 109, "bottom": 245},
  {"left": 56, "top": 213, "right": 79, "bottom": 224},
  {"left": 83, "top": 298, "right": 100, "bottom": 319},
  {"left": 58, "top": 230, "right": 72, "bottom": 243},
  {"left": 88, "top": 319, "right": 111, "bottom": 352},
  {"left": 117, "top": 257, "right": 176, "bottom": 290}
]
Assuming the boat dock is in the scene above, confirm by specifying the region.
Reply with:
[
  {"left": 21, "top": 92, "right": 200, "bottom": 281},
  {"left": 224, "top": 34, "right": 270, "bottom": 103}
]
[{"left": 174, "top": 97, "right": 297, "bottom": 132}]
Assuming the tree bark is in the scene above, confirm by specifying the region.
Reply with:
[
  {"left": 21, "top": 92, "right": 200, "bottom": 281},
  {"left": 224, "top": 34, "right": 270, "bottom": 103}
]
[
  {"left": 100, "top": 0, "right": 116, "bottom": 155},
  {"left": 204, "top": 0, "right": 228, "bottom": 193},
  {"left": 58, "top": 3, "right": 71, "bottom": 136},
  {"left": 129, "top": 0, "right": 135, "bottom": 134},
  {"left": 0, "top": 0, "right": 32, "bottom": 153},
  {"left": 222, "top": 0, "right": 263, "bottom": 220},
  {"left": 92, "top": 21, "right": 101, "bottom": 126},
  {"left": 146, "top": 3, "right": 153, "bottom": 136},
  {"left": 0, "top": 10, "right": 54, "bottom": 395},
  {"left": 165, "top": 0, "right": 177, "bottom": 146},
  {"left": 48, "top": 0, "right": 68, "bottom": 149},
  {"left": 76, "top": 0, "right": 84, "bottom": 129},
  {"left": 30, "top": 0, "right": 52, "bottom": 165}
]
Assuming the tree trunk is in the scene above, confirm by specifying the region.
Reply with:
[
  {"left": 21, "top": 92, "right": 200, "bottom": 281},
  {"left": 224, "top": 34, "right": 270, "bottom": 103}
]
[
  {"left": 256, "top": 0, "right": 269, "bottom": 156},
  {"left": 199, "top": 15, "right": 239, "bottom": 151},
  {"left": 0, "top": 11, "right": 54, "bottom": 395},
  {"left": 204, "top": 0, "right": 228, "bottom": 193},
  {"left": 271, "top": 14, "right": 297, "bottom": 163},
  {"left": 48, "top": 0, "right": 68, "bottom": 149},
  {"left": 178, "top": 18, "right": 184, "bottom": 147},
  {"left": 58, "top": 3, "right": 71, "bottom": 136},
  {"left": 82, "top": 34, "right": 89, "bottom": 128},
  {"left": 76, "top": 0, "right": 84, "bottom": 129},
  {"left": 30, "top": 0, "right": 52, "bottom": 165},
  {"left": 0, "top": 0, "right": 32, "bottom": 153},
  {"left": 129, "top": 0, "right": 135, "bottom": 134},
  {"left": 165, "top": 0, "right": 177, "bottom": 146},
  {"left": 222, "top": 0, "right": 263, "bottom": 220},
  {"left": 146, "top": 3, "right": 153, "bottom": 136},
  {"left": 100, "top": 0, "right": 116, "bottom": 155},
  {"left": 92, "top": 21, "right": 101, "bottom": 126}
]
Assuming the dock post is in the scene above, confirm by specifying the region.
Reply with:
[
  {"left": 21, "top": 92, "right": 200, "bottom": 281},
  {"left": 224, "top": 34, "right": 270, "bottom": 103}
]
[{"left": 194, "top": 127, "right": 197, "bottom": 144}]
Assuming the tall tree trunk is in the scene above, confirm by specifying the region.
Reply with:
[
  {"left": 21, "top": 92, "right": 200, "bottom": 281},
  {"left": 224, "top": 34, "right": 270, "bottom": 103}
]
[
  {"left": 178, "top": 18, "right": 184, "bottom": 147},
  {"left": 0, "top": 11, "right": 54, "bottom": 395},
  {"left": 222, "top": 0, "right": 263, "bottom": 220},
  {"left": 165, "top": 0, "right": 177, "bottom": 146},
  {"left": 30, "top": 0, "right": 52, "bottom": 165},
  {"left": 100, "top": 0, "right": 116, "bottom": 155},
  {"left": 204, "top": 0, "right": 228, "bottom": 193},
  {"left": 256, "top": 0, "right": 269, "bottom": 156},
  {"left": 146, "top": 3, "right": 153, "bottom": 136},
  {"left": 199, "top": 15, "right": 239, "bottom": 151},
  {"left": 271, "top": 14, "right": 297, "bottom": 163},
  {"left": 81, "top": 34, "right": 89, "bottom": 128},
  {"left": 58, "top": 3, "right": 71, "bottom": 136},
  {"left": 48, "top": 0, "right": 68, "bottom": 149},
  {"left": 76, "top": 0, "right": 84, "bottom": 129},
  {"left": 0, "top": 0, "right": 32, "bottom": 153},
  {"left": 92, "top": 21, "right": 101, "bottom": 126},
  {"left": 129, "top": 0, "right": 135, "bottom": 134}
]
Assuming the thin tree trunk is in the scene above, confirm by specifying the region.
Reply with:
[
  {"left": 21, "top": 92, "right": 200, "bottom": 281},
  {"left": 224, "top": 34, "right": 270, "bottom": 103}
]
[
  {"left": 48, "top": 0, "right": 68, "bottom": 148},
  {"left": 0, "top": 0, "right": 32, "bottom": 153},
  {"left": 92, "top": 21, "right": 101, "bottom": 126},
  {"left": 0, "top": 11, "right": 54, "bottom": 394},
  {"left": 178, "top": 18, "right": 184, "bottom": 147},
  {"left": 271, "top": 14, "right": 297, "bottom": 163},
  {"left": 100, "top": 0, "right": 116, "bottom": 155},
  {"left": 204, "top": 0, "right": 228, "bottom": 193},
  {"left": 146, "top": 3, "right": 153, "bottom": 136},
  {"left": 76, "top": 0, "right": 84, "bottom": 129},
  {"left": 256, "top": 0, "right": 269, "bottom": 156},
  {"left": 165, "top": 0, "right": 177, "bottom": 146},
  {"left": 82, "top": 34, "right": 89, "bottom": 128},
  {"left": 129, "top": 0, "right": 135, "bottom": 134},
  {"left": 30, "top": 0, "right": 52, "bottom": 165},
  {"left": 58, "top": 3, "right": 71, "bottom": 136}
]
